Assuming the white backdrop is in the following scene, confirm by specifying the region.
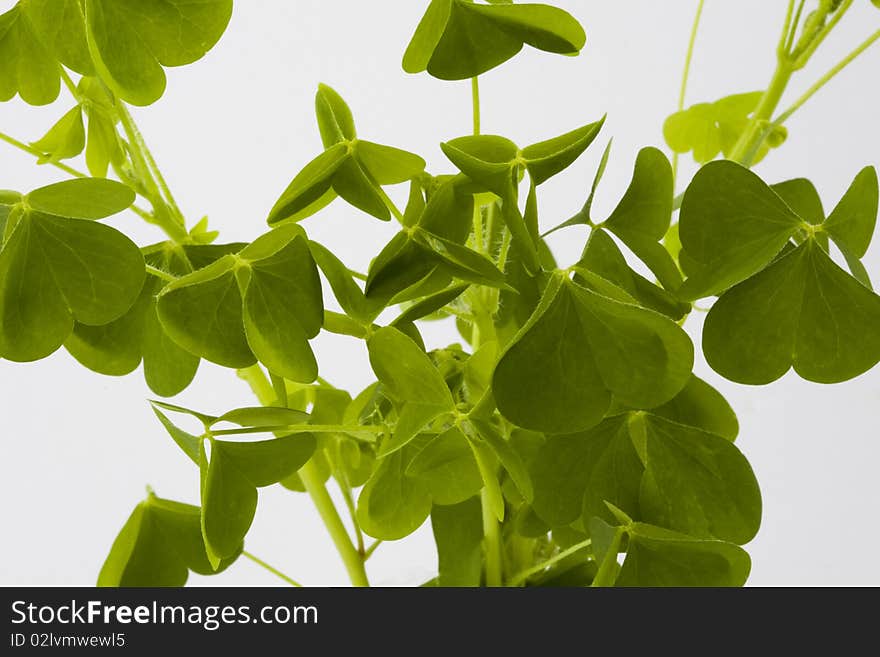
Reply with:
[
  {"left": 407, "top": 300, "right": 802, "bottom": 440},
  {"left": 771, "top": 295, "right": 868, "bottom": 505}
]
[{"left": 1, "top": 0, "right": 879, "bottom": 586}]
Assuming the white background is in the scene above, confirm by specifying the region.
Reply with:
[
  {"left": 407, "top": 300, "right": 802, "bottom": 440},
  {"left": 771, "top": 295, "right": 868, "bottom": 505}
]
[{"left": 1, "top": 1, "right": 879, "bottom": 586}]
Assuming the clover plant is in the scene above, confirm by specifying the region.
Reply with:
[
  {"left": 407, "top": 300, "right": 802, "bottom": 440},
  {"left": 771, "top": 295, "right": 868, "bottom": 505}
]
[{"left": 1, "top": 0, "right": 879, "bottom": 587}]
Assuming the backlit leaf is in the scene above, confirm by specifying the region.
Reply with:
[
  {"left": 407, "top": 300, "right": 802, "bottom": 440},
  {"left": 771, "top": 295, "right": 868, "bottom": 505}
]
[{"left": 85, "top": 0, "right": 234, "bottom": 106}]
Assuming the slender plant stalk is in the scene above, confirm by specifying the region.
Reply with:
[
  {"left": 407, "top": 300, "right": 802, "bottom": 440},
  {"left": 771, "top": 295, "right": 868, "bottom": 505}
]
[
  {"left": 242, "top": 550, "right": 303, "bottom": 587},
  {"left": 672, "top": 0, "right": 706, "bottom": 187},
  {"left": 0, "top": 130, "right": 163, "bottom": 224},
  {"left": 364, "top": 540, "right": 382, "bottom": 561},
  {"left": 117, "top": 103, "right": 187, "bottom": 228},
  {"left": 777, "top": 0, "right": 797, "bottom": 59},
  {"left": 481, "top": 489, "right": 504, "bottom": 587},
  {"left": 471, "top": 76, "right": 481, "bottom": 136},
  {"left": 775, "top": 27, "right": 880, "bottom": 126},
  {"left": 144, "top": 264, "right": 178, "bottom": 283},
  {"left": 468, "top": 74, "right": 505, "bottom": 586},
  {"left": 507, "top": 538, "right": 593, "bottom": 587},
  {"left": 0, "top": 131, "right": 88, "bottom": 179},
  {"left": 792, "top": 0, "right": 854, "bottom": 68},
  {"left": 338, "top": 481, "right": 366, "bottom": 556},
  {"left": 237, "top": 365, "right": 370, "bottom": 587},
  {"left": 785, "top": 0, "right": 807, "bottom": 55},
  {"left": 728, "top": 59, "right": 794, "bottom": 165}
]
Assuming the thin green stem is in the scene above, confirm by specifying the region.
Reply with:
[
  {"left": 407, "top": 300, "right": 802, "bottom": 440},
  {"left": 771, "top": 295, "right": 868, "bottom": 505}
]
[
  {"left": 507, "top": 538, "right": 592, "bottom": 587},
  {"left": 471, "top": 77, "right": 481, "bottom": 136},
  {"left": 242, "top": 550, "right": 303, "bottom": 587},
  {"left": 728, "top": 59, "right": 794, "bottom": 166},
  {"left": 481, "top": 488, "right": 503, "bottom": 587},
  {"left": 338, "top": 480, "right": 366, "bottom": 556},
  {"left": 59, "top": 68, "right": 78, "bottom": 97},
  {"left": 117, "top": 103, "right": 187, "bottom": 227},
  {"left": 145, "top": 264, "right": 178, "bottom": 283},
  {"left": 785, "top": 0, "right": 807, "bottom": 56},
  {"left": 0, "top": 130, "right": 159, "bottom": 222},
  {"left": 364, "top": 540, "right": 382, "bottom": 561},
  {"left": 115, "top": 105, "right": 188, "bottom": 241},
  {"left": 299, "top": 463, "right": 370, "bottom": 586},
  {"left": 237, "top": 365, "right": 370, "bottom": 587},
  {"left": 793, "top": 0, "right": 854, "bottom": 69},
  {"left": 472, "top": 202, "right": 485, "bottom": 253},
  {"left": 374, "top": 182, "right": 405, "bottom": 222},
  {"left": 775, "top": 27, "right": 880, "bottom": 126},
  {"left": 347, "top": 268, "right": 368, "bottom": 282},
  {"left": 778, "top": 0, "right": 796, "bottom": 58},
  {"left": 672, "top": 0, "right": 706, "bottom": 186},
  {"left": 0, "top": 131, "right": 88, "bottom": 178}
]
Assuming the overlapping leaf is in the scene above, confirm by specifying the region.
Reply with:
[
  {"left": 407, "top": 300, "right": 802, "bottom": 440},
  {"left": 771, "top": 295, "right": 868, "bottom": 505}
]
[
  {"left": 157, "top": 226, "right": 324, "bottom": 382},
  {"left": 529, "top": 376, "right": 759, "bottom": 545},
  {"left": 681, "top": 163, "right": 880, "bottom": 383},
  {"left": 0, "top": 179, "right": 142, "bottom": 362},
  {"left": 65, "top": 243, "right": 245, "bottom": 397},
  {"left": 440, "top": 120, "right": 603, "bottom": 273},
  {"left": 678, "top": 161, "right": 812, "bottom": 300},
  {"left": 200, "top": 433, "right": 316, "bottom": 565},
  {"left": 431, "top": 497, "right": 483, "bottom": 586},
  {"left": 493, "top": 274, "right": 693, "bottom": 434},
  {"left": 98, "top": 494, "right": 239, "bottom": 587},
  {"left": 403, "top": 0, "right": 586, "bottom": 80},
  {"left": 367, "top": 326, "right": 455, "bottom": 456},
  {"left": 703, "top": 239, "right": 880, "bottom": 384},
  {"left": 615, "top": 523, "right": 751, "bottom": 587}
]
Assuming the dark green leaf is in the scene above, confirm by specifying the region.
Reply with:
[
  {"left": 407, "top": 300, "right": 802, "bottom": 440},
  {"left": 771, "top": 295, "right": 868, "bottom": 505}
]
[
  {"left": 0, "top": 211, "right": 145, "bottom": 361},
  {"left": 414, "top": 228, "right": 509, "bottom": 289},
  {"left": 404, "top": 0, "right": 585, "bottom": 80},
  {"left": 771, "top": 178, "right": 824, "bottom": 225},
  {"left": 440, "top": 135, "right": 518, "bottom": 197},
  {"left": 617, "top": 523, "right": 751, "bottom": 587},
  {"left": 522, "top": 118, "right": 605, "bottom": 186},
  {"left": 530, "top": 416, "right": 641, "bottom": 527},
  {"left": 651, "top": 376, "right": 738, "bottom": 441},
  {"left": 579, "top": 229, "right": 690, "bottom": 320},
  {"left": 431, "top": 497, "right": 483, "bottom": 586},
  {"left": 494, "top": 276, "right": 610, "bottom": 434},
  {"left": 678, "top": 161, "right": 803, "bottom": 300},
  {"left": 639, "top": 414, "right": 761, "bottom": 543},
  {"left": 703, "top": 239, "right": 880, "bottom": 384},
  {"left": 823, "top": 166, "right": 878, "bottom": 259}
]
